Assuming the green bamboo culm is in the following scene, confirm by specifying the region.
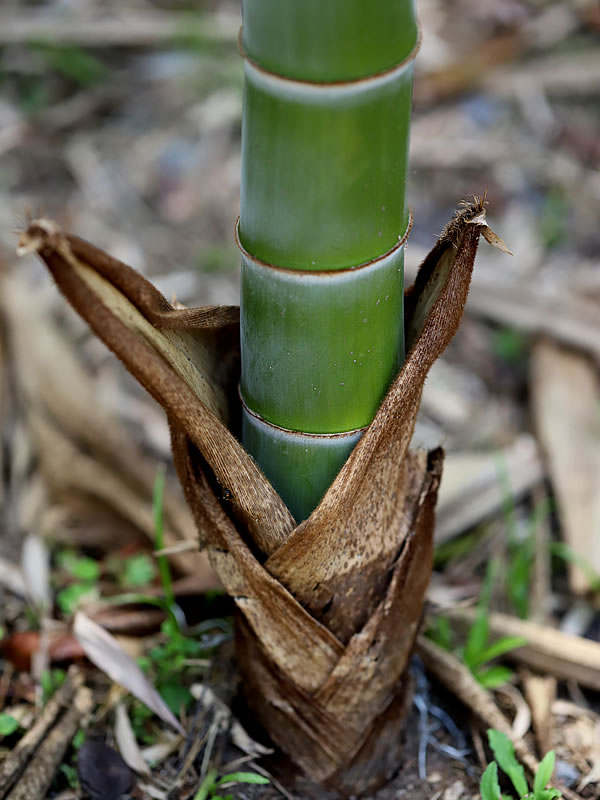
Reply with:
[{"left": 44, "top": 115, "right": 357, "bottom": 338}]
[{"left": 238, "top": 0, "right": 419, "bottom": 523}]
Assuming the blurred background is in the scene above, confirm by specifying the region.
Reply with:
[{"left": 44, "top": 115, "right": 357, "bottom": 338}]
[
  {"left": 0, "top": 1, "right": 599, "bottom": 795},
  {"left": 1, "top": 0, "right": 599, "bottom": 593},
  {"left": 0, "top": 0, "right": 599, "bottom": 609}
]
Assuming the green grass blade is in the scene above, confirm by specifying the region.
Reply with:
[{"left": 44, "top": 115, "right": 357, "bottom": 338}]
[
  {"left": 534, "top": 751, "right": 555, "bottom": 800},
  {"left": 487, "top": 729, "right": 528, "bottom": 797},
  {"left": 476, "top": 665, "right": 514, "bottom": 689},
  {"left": 475, "top": 635, "right": 527, "bottom": 667},
  {"left": 480, "top": 762, "right": 501, "bottom": 800},
  {"left": 215, "top": 772, "right": 270, "bottom": 786},
  {"left": 153, "top": 464, "right": 174, "bottom": 612}
]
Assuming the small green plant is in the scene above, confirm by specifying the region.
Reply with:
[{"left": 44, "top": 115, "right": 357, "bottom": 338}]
[
  {"left": 17, "top": 77, "right": 50, "bottom": 114},
  {"left": 30, "top": 43, "right": 108, "bottom": 88},
  {"left": 481, "top": 729, "right": 560, "bottom": 800},
  {"left": 133, "top": 467, "right": 232, "bottom": 722},
  {"left": 41, "top": 668, "right": 67, "bottom": 703},
  {"left": 52, "top": 728, "right": 85, "bottom": 793},
  {"left": 59, "top": 763, "right": 79, "bottom": 790},
  {"left": 193, "top": 769, "right": 270, "bottom": 800},
  {"left": 0, "top": 713, "right": 19, "bottom": 736},
  {"left": 55, "top": 550, "right": 100, "bottom": 615},
  {"left": 57, "top": 545, "right": 157, "bottom": 616},
  {"left": 195, "top": 243, "right": 240, "bottom": 274},
  {"left": 427, "top": 560, "right": 526, "bottom": 689},
  {"left": 72, "top": 728, "right": 86, "bottom": 749},
  {"left": 434, "top": 526, "right": 487, "bottom": 568},
  {"left": 427, "top": 613, "right": 453, "bottom": 652},
  {"left": 106, "top": 552, "right": 157, "bottom": 589},
  {"left": 497, "top": 455, "right": 552, "bottom": 619},
  {"left": 138, "top": 615, "right": 208, "bottom": 715},
  {"left": 56, "top": 551, "right": 100, "bottom": 582},
  {"left": 539, "top": 186, "right": 569, "bottom": 250},
  {"left": 152, "top": 465, "right": 175, "bottom": 611},
  {"left": 492, "top": 327, "right": 529, "bottom": 365},
  {"left": 462, "top": 561, "right": 527, "bottom": 688}
]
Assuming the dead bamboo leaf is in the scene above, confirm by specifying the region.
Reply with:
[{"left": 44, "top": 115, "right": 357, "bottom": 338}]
[
  {"left": 529, "top": 485, "right": 552, "bottom": 625},
  {"left": 415, "top": 30, "right": 525, "bottom": 106},
  {"left": 140, "top": 733, "right": 181, "bottom": 769},
  {"left": 265, "top": 199, "right": 490, "bottom": 641},
  {"left": 189, "top": 683, "right": 273, "bottom": 758},
  {"left": 0, "top": 9, "right": 240, "bottom": 47},
  {"left": 0, "top": 630, "right": 85, "bottom": 672},
  {"left": 73, "top": 611, "right": 184, "bottom": 735},
  {"left": 479, "top": 225, "right": 513, "bottom": 255},
  {"left": 89, "top": 606, "right": 166, "bottom": 637},
  {"left": 20, "top": 533, "right": 50, "bottom": 612},
  {"left": 552, "top": 701, "right": 600, "bottom": 790},
  {"left": 114, "top": 702, "right": 151, "bottom": 776},
  {"left": 522, "top": 672, "right": 556, "bottom": 757},
  {"left": 17, "top": 220, "right": 294, "bottom": 555},
  {"left": 531, "top": 339, "right": 600, "bottom": 593},
  {"left": 485, "top": 51, "right": 600, "bottom": 99}
]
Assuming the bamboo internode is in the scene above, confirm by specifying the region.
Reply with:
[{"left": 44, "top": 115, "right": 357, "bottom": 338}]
[{"left": 238, "top": 2, "right": 420, "bottom": 521}]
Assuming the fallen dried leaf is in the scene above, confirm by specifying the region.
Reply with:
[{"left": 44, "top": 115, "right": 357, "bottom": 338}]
[
  {"left": 114, "top": 702, "right": 151, "bottom": 776},
  {"left": 531, "top": 339, "right": 600, "bottom": 593},
  {"left": 20, "top": 533, "right": 50, "bottom": 612},
  {"left": 480, "top": 225, "right": 513, "bottom": 255},
  {"left": 189, "top": 683, "right": 273, "bottom": 758},
  {"left": 522, "top": 672, "right": 556, "bottom": 757},
  {"left": 73, "top": 611, "right": 184, "bottom": 735},
  {"left": 495, "top": 683, "right": 531, "bottom": 740}
]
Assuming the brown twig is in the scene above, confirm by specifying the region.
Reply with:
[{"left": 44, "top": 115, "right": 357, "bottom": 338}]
[
  {"left": 416, "top": 636, "right": 540, "bottom": 775},
  {"left": 0, "top": 667, "right": 92, "bottom": 800}
]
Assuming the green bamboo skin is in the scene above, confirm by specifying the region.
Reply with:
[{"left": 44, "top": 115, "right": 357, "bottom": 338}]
[
  {"left": 242, "top": 0, "right": 418, "bottom": 82},
  {"left": 242, "top": 405, "right": 363, "bottom": 525},
  {"left": 239, "top": 235, "right": 406, "bottom": 433},
  {"left": 239, "top": 2, "right": 418, "bottom": 521},
  {"left": 240, "top": 61, "right": 413, "bottom": 270}
]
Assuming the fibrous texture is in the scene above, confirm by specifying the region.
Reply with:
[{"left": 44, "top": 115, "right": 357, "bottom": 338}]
[{"left": 18, "top": 199, "right": 503, "bottom": 795}]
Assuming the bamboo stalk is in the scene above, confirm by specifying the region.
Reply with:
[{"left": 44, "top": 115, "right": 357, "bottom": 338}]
[{"left": 238, "top": 1, "right": 419, "bottom": 521}]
